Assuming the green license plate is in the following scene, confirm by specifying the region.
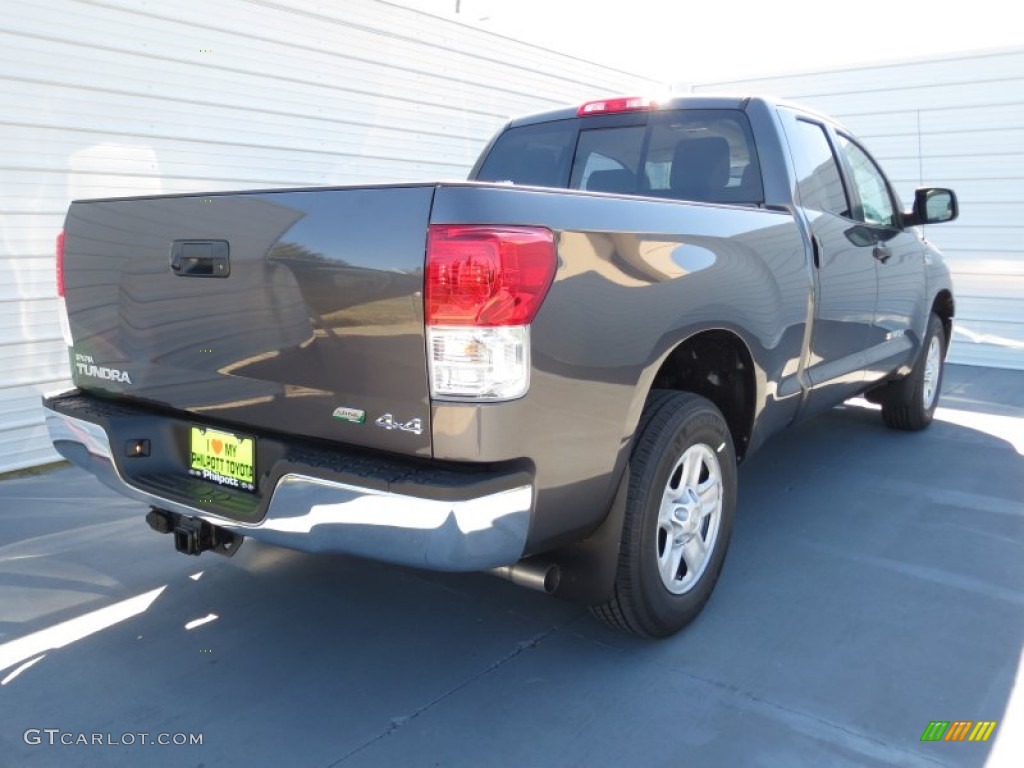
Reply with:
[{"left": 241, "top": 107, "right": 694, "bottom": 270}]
[{"left": 189, "top": 426, "right": 256, "bottom": 492}]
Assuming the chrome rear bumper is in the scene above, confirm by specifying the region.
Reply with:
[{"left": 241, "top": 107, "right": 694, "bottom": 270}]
[{"left": 44, "top": 403, "right": 532, "bottom": 571}]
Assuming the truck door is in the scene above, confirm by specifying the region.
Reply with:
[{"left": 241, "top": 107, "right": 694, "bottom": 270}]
[
  {"left": 832, "top": 133, "right": 927, "bottom": 382},
  {"left": 778, "top": 109, "right": 877, "bottom": 412}
]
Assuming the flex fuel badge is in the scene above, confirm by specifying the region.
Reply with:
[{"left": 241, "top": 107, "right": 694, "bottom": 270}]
[{"left": 332, "top": 407, "right": 366, "bottom": 424}]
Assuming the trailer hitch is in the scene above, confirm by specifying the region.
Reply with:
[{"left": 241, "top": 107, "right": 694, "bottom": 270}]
[{"left": 145, "top": 508, "right": 243, "bottom": 558}]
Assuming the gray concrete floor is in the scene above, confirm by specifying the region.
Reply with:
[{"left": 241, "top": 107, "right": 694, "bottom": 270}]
[{"left": 0, "top": 364, "right": 1022, "bottom": 767}]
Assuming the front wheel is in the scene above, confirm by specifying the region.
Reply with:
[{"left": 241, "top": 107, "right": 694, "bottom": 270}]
[
  {"left": 590, "top": 391, "right": 737, "bottom": 638},
  {"left": 878, "top": 312, "right": 947, "bottom": 431}
]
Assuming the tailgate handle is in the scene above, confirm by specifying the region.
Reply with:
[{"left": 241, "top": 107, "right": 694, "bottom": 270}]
[{"left": 170, "top": 240, "right": 230, "bottom": 277}]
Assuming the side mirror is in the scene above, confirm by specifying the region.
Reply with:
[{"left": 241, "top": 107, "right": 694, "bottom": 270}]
[{"left": 904, "top": 187, "right": 958, "bottom": 227}]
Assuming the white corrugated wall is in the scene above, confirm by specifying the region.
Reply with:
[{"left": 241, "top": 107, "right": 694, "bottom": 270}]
[
  {"left": 0, "top": 0, "right": 658, "bottom": 474},
  {"left": 691, "top": 47, "right": 1024, "bottom": 370}
]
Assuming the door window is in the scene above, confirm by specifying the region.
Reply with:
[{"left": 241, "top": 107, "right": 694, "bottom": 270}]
[
  {"left": 836, "top": 135, "right": 897, "bottom": 228},
  {"left": 787, "top": 119, "right": 850, "bottom": 217}
]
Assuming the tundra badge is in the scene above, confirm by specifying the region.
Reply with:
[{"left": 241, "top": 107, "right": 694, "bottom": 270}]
[{"left": 74, "top": 353, "right": 132, "bottom": 384}]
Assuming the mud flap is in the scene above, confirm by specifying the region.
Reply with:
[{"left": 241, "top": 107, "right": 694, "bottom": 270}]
[{"left": 548, "top": 466, "right": 630, "bottom": 604}]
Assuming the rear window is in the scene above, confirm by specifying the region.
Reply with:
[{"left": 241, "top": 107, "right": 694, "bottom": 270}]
[
  {"left": 475, "top": 120, "right": 575, "bottom": 188},
  {"left": 476, "top": 109, "right": 764, "bottom": 206}
]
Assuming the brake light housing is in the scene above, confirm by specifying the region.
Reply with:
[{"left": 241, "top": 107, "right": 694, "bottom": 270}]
[
  {"left": 55, "top": 229, "right": 73, "bottom": 347},
  {"left": 426, "top": 225, "right": 555, "bottom": 326},
  {"left": 577, "top": 96, "right": 658, "bottom": 116},
  {"left": 425, "top": 225, "right": 556, "bottom": 401},
  {"left": 56, "top": 230, "right": 66, "bottom": 297}
]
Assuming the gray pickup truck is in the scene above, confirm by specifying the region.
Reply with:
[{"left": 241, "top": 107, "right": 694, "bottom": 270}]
[{"left": 43, "top": 95, "right": 958, "bottom": 637}]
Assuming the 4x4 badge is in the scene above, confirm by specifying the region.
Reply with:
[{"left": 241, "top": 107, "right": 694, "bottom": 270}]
[{"left": 375, "top": 414, "right": 423, "bottom": 435}]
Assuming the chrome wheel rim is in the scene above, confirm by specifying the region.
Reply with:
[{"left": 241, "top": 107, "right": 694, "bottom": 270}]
[
  {"left": 922, "top": 336, "right": 942, "bottom": 410},
  {"left": 655, "top": 443, "right": 723, "bottom": 594}
]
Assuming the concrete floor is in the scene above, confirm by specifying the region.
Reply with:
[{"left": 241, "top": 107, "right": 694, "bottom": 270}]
[{"left": 1, "top": 364, "right": 1021, "bottom": 767}]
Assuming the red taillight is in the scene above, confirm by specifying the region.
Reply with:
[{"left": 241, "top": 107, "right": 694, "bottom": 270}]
[
  {"left": 56, "top": 230, "right": 66, "bottom": 297},
  {"left": 577, "top": 96, "right": 658, "bottom": 116},
  {"left": 425, "top": 225, "right": 556, "bottom": 326}
]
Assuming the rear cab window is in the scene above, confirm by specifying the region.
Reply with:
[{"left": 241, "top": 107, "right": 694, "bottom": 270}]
[
  {"left": 475, "top": 109, "right": 764, "bottom": 206},
  {"left": 473, "top": 121, "right": 576, "bottom": 188}
]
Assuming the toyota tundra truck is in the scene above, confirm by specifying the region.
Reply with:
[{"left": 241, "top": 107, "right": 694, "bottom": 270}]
[{"left": 42, "top": 95, "right": 958, "bottom": 637}]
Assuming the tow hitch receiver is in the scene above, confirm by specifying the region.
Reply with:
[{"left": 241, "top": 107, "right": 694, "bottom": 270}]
[{"left": 146, "top": 508, "right": 243, "bottom": 558}]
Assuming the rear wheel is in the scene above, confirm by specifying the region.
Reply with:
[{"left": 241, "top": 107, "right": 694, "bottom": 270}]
[
  {"left": 877, "top": 312, "right": 946, "bottom": 431},
  {"left": 590, "top": 391, "right": 736, "bottom": 638}
]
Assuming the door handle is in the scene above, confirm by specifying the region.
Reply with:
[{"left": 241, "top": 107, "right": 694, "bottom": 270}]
[
  {"left": 170, "top": 240, "right": 230, "bottom": 277},
  {"left": 872, "top": 245, "right": 891, "bottom": 264}
]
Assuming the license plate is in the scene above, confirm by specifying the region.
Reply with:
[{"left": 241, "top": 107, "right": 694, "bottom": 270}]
[{"left": 188, "top": 426, "right": 256, "bottom": 492}]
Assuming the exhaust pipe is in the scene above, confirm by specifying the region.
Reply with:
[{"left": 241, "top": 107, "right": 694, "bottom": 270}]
[{"left": 488, "top": 560, "right": 561, "bottom": 594}]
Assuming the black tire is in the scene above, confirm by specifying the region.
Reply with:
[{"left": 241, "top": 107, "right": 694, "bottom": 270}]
[
  {"left": 878, "top": 313, "right": 946, "bottom": 431},
  {"left": 590, "top": 391, "right": 737, "bottom": 638}
]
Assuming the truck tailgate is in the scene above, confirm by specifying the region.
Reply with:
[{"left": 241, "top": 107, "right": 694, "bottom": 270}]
[{"left": 62, "top": 185, "right": 435, "bottom": 457}]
